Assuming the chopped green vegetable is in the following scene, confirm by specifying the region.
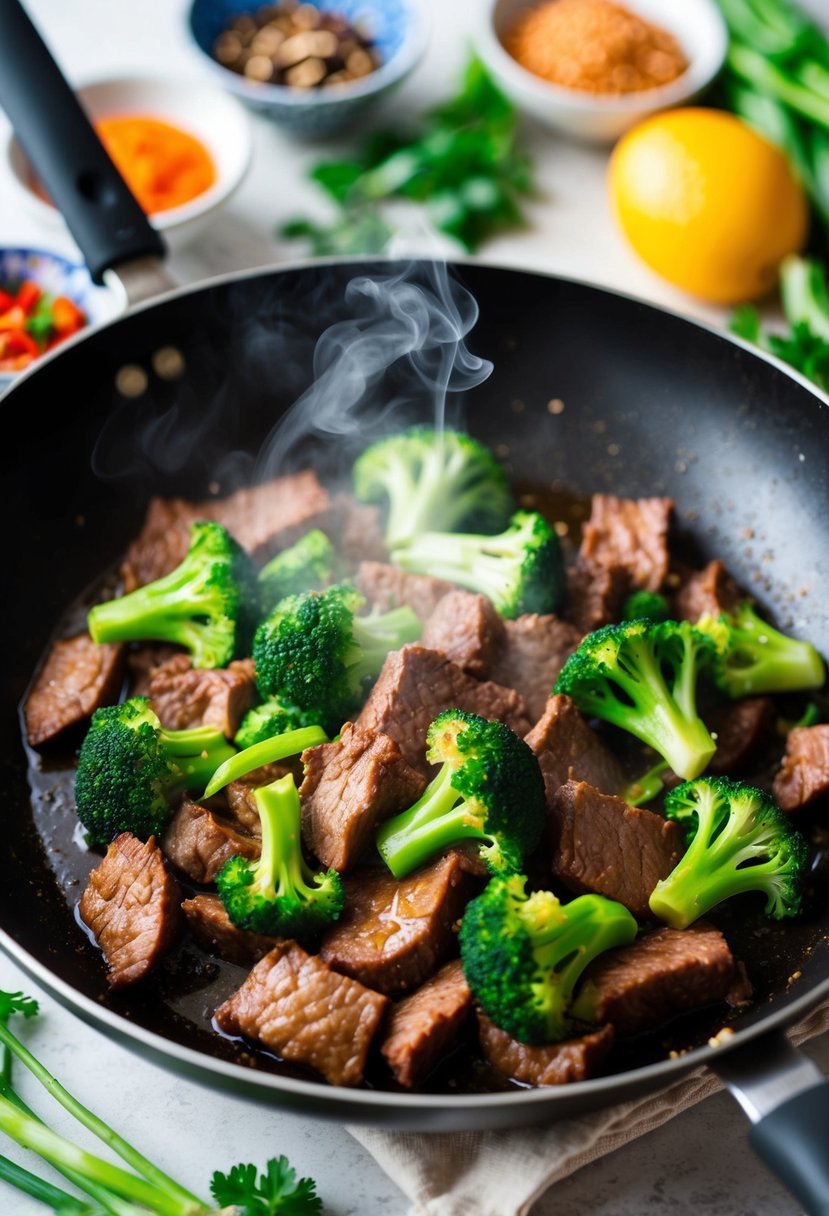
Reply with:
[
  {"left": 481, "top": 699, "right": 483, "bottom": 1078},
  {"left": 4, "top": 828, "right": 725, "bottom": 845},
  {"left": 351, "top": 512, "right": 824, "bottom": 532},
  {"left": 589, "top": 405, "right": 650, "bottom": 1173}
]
[
  {"left": 211, "top": 1157, "right": 323, "bottom": 1215},
  {"left": 730, "top": 256, "right": 829, "bottom": 391}
]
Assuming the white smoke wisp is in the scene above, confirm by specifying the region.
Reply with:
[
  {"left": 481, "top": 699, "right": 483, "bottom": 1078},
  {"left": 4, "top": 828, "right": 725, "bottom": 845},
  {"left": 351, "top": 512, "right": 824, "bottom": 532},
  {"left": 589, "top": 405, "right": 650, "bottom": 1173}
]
[{"left": 254, "top": 259, "right": 493, "bottom": 486}]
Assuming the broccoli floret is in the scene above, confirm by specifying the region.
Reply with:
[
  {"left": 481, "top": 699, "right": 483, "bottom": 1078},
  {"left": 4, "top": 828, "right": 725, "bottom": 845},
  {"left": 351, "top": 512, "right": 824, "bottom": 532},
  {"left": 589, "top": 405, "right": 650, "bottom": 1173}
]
[
  {"left": 353, "top": 425, "right": 514, "bottom": 549},
  {"left": 376, "top": 709, "right": 546, "bottom": 878},
  {"left": 389, "top": 509, "right": 565, "bottom": 619},
  {"left": 74, "top": 696, "right": 236, "bottom": 845},
  {"left": 621, "top": 590, "right": 670, "bottom": 622},
  {"left": 88, "top": 520, "right": 259, "bottom": 669},
  {"left": 216, "top": 773, "right": 344, "bottom": 941},
  {"left": 252, "top": 583, "right": 421, "bottom": 733},
  {"left": 696, "top": 600, "right": 826, "bottom": 699},
  {"left": 648, "top": 776, "right": 809, "bottom": 929},
  {"left": 257, "top": 529, "right": 336, "bottom": 615},
  {"left": 459, "top": 874, "right": 638, "bottom": 1045},
  {"left": 234, "top": 697, "right": 324, "bottom": 750},
  {"left": 554, "top": 619, "right": 717, "bottom": 780}
]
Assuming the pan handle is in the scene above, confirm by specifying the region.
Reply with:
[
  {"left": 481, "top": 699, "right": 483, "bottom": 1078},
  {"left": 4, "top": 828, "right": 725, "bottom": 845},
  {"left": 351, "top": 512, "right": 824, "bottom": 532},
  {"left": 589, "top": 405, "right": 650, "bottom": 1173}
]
[
  {"left": 0, "top": 0, "right": 166, "bottom": 283},
  {"left": 715, "top": 1029, "right": 829, "bottom": 1216}
]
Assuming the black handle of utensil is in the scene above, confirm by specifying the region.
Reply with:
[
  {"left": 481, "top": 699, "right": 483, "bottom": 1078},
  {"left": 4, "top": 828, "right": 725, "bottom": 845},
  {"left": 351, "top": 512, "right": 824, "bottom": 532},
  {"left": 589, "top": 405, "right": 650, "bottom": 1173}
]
[
  {"left": 748, "top": 1082, "right": 829, "bottom": 1216},
  {"left": 0, "top": 0, "right": 166, "bottom": 282}
]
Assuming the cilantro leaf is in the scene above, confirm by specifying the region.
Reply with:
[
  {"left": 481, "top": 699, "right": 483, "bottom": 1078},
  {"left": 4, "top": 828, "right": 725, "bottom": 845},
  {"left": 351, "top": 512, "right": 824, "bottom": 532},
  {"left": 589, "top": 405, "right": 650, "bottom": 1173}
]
[{"left": 210, "top": 1156, "right": 323, "bottom": 1215}]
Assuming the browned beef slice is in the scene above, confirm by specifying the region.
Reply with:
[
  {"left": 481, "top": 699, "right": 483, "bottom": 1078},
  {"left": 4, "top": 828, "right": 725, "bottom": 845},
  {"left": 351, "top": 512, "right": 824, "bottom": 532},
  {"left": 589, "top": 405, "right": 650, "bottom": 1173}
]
[
  {"left": 319, "top": 853, "right": 470, "bottom": 995},
  {"left": 773, "top": 725, "right": 829, "bottom": 810},
  {"left": 214, "top": 941, "right": 389, "bottom": 1087},
  {"left": 564, "top": 559, "right": 628, "bottom": 633},
  {"left": 580, "top": 494, "right": 674, "bottom": 593},
  {"left": 477, "top": 1013, "right": 614, "bottom": 1086},
  {"left": 672, "top": 559, "right": 743, "bottom": 623},
  {"left": 380, "top": 959, "right": 472, "bottom": 1088},
  {"left": 420, "top": 591, "right": 505, "bottom": 677},
  {"left": 299, "top": 722, "right": 427, "bottom": 871},
  {"left": 325, "top": 494, "right": 388, "bottom": 566},
  {"left": 181, "top": 893, "right": 278, "bottom": 966},
  {"left": 24, "top": 634, "right": 124, "bottom": 747},
  {"left": 356, "top": 645, "right": 532, "bottom": 775},
  {"left": 224, "top": 762, "right": 298, "bottom": 832},
  {"left": 526, "top": 694, "right": 626, "bottom": 799},
  {"left": 161, "top": 797, "right": 260, "bottom": 883},
  {"left": 706, "top": 697, "right": 774, "bottom": 775},
  {"left": 354, "top": 561, "right": 456, "bottom": 621},
  {"left": 574, "top": 923, "right": 744, "bottom": 1036},
  {"left": 147, "top": 655, "right": 256, "bottom": 738},
  {"left": 489, "top": 615, "right": 583, "bottom": 722},
  {"left": 78, "top": 833, "right": 182, "bottom": 989},
  {"left": 122, "top": 471, "right": 332, "bottom": 589},
  {"left": 126, "top": 643, "right": 185, "bottom": 697},
  {"left": 549, "top": 780, "right": 685, "bottom": 920}
]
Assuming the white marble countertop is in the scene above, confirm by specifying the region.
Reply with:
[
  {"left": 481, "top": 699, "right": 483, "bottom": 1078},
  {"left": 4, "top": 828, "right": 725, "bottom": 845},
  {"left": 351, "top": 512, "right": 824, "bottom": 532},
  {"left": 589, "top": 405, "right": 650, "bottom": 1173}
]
[{"left": 1, "top": 1, "right": 828, "bottom": 1213}]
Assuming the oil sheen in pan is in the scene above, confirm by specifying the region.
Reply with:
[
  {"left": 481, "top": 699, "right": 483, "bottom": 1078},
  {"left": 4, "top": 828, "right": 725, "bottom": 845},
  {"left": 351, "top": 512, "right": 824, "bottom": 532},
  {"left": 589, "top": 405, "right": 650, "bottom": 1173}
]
[{"left": 19, "top": 490, "right": 829, "bottom": 1096}]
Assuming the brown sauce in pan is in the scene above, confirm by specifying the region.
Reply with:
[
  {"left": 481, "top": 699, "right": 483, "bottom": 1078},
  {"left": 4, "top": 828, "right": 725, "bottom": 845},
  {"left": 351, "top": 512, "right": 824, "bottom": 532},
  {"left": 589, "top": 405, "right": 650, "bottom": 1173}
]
[{"left": 20, "top": 485, "right": 829, "bottom": 1095}]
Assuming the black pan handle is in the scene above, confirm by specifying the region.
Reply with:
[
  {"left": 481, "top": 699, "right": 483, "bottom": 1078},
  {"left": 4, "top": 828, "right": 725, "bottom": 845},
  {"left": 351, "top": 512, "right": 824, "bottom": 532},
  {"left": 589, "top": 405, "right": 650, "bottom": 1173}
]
[
  {"left": 0, "top": 0, "right": 166, "bottom": 283},
  {"left": 715, "top": 1028, "right": 829, "bottom": 1215}
]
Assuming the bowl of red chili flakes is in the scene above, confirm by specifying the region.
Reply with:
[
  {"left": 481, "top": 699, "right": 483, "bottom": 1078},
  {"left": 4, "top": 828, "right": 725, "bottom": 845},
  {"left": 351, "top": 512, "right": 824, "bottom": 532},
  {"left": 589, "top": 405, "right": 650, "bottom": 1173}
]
[{"left": 0, "top": 247, "right": 124, "bottom": 393}]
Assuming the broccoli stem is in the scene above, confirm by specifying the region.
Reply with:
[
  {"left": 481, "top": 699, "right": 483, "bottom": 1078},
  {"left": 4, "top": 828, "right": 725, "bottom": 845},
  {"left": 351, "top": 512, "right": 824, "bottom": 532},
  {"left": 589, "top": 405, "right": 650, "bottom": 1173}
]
[
  {"left": 376, "top": 764, "right": 488, "bottom": 878},
  {"left": 203, "top": 725, "right": 327, "bottom": 798},
  {"left": 159, "top": 727, "right": 237, "bottom": 793},
  {"left": 719, "top": 605, "right": 826, "bottom": 697},
  {"left": 393, "top": 529, "right": 516, "bottom": 604},
  {"left": 347, "top": 605, "right": 423, "bottom": 685},
  {"left": 89, "top": 564, "right": 215, "bottom": 649},
  {"left": 251, "top": 775, "right": 320, "bottom": 901}
]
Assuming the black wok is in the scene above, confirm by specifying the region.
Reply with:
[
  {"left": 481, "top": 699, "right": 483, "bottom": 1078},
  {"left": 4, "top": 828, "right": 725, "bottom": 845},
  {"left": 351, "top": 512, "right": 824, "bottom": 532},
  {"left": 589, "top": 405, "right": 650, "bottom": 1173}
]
[{"left": 1, "top": 2, "right": 829, "bottom": 1210}]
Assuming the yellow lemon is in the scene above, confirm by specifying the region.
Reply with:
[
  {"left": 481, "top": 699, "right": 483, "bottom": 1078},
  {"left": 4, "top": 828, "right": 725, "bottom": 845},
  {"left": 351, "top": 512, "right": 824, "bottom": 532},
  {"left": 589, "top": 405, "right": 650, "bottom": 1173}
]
[{"left": 608, "top": 107, "right": 810, "bottom": 305}]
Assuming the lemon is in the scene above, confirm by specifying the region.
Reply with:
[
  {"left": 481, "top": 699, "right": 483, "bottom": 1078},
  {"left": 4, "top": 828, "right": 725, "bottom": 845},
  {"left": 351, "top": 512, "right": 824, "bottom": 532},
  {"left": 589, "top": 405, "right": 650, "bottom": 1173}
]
[{"left": 608, "top": 108, "right": 810, "bottom": 305}]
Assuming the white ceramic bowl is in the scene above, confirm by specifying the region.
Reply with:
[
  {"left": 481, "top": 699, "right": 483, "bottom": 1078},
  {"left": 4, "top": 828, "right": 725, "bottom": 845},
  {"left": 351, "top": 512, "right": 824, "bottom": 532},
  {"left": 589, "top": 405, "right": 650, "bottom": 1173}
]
[
  {"left": 473, "top": 0, "right": 729, "bottom": 145},
  {"left": 3, "top": 74, "right": 253, "bottom": 252}
]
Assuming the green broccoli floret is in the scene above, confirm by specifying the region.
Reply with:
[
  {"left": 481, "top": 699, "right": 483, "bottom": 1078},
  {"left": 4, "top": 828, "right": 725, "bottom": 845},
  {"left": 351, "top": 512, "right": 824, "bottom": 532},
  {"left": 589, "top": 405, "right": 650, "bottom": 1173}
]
[
  {"left": 459, "top": 874, "right": 638, "bottom": 1046},
  {"left": 696, "top": 600, "right": 826, "bottom": 699},
  {"left": 234, "top": 697, "right": 324, "bottom": 750},
  {"left": 554, "top": 619, "right": 717, "bottom": 780},
  {"left": 376, "top": 709, "right": 546, "bottom": 878},
  {"left": 88, "top": 520, "right": 258, "bottom": 669},
  {"left": 353, "top": 425, "right": 514, "bottom": 549},
  {"left": 74, "top": 696, "right": 237, "bottom": 845},
  {"left": 252, "top": 583, "right": 421, "bottom": 733},
  {"left": 621, "top": 590, "right": 670, "bottom": 622},
  {"left": 257, "top": 529, "right": 336, "bottom": 615},
  {"left": 649, "top": 776, "right": 809, "bottom": 929},
  {"left": 389, "top": 509, "right": 565, "bottom": 618},
  {"left": 216, "top": 773, "right": 344, "bottom": 941}
]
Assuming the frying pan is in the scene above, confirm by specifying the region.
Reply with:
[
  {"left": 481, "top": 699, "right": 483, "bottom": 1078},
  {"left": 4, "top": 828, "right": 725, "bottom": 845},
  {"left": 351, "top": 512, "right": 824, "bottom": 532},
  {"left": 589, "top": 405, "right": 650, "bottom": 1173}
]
[{"left": 1, "top": 1, "right": 829, "bottom": 1209}]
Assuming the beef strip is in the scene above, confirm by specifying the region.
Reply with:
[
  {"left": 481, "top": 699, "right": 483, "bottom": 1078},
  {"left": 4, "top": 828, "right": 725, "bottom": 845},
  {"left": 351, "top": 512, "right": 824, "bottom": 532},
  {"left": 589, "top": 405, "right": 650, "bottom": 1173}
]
[
  {"left": 161, "top": 796, "right": 260, "bottom": 883},
  {"left": 24, "top": 634, "right": 124, "bottom": 747},
  {"left": 299, "top": 722, "right": 427, "bottom": 871},
  {"left": 526, "top": 694, "right": 626, "bottom": 799},
  {"left": 147, "top": 655, "right": 256, "bottom": 738},
  {"left": 126, "top": 643, "right": 185, "bottom": 697},
  {"left": 78, "top": 833, "right": 182, "bottom": 989},
  {"left": 573, "top": 922, "right": 746, "bottom": 1036},
  {"left": 224, "top": 762, "right": 299, "bottom": 833},
  {"left": 380, "top": 959, "right": 472, "bottom": 1088},
  {"left": 356, "top": 645, "right": 532, "bottom": 775},
  {"left": 420, "top": 590, "right": 505, "bottom": 677},
  {"left": 181, "top": 893, "right": 278, "bottom": 966},
  {"left": 354, "top": 561, "right": 456, "bottom": 621},
  {"left": 325, "top": 494, "right": 388, "bottom": 567},
  {"left": 549, "top": 780, "right": 685, "bottom": 920},
  {"left": 214, "top": 941, "right": 389, "bottom": 1087},
  {"left": 773, "top": 725, "right": 829, "bottom": 810},
  {"left": 565, "top": 559, "right": 628, "bottom": 634},
  {"left": 488, "top": 616, "right": 583, "bottom": 725},
  {"left": 706, "top": 696, "right": 774, "bottom": 775},
  {"left": 477, "top": 1014, "right": 615, "bottom": 1086},
  {"left": 319, "top": 853, "right": 470, "bottom": 995},
  {"left": 672, "top": 559, "right": 743, "bottom": 623},
  {"left": 121, "top": 471, "right": 332, "bottom": 589}
]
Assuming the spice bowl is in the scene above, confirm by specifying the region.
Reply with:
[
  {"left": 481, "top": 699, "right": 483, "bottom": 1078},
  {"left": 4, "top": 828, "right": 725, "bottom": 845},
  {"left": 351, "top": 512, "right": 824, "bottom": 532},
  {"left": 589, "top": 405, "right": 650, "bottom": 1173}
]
[
  {"left": 3, "top": 74, "right": 254, "bottom": 253},
  {"left": 472, "top": 0, "right": 729, "bottom": 145},
  {"left": 185, "top": 0, "right": 431, "bottom": 139}
]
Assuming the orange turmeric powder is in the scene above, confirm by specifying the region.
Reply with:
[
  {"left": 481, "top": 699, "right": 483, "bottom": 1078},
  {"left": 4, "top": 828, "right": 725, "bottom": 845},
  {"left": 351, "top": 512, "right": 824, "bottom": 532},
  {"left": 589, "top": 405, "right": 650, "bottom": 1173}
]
[{"left": 503, "top": 0, "right": 688, "bottom": 95}]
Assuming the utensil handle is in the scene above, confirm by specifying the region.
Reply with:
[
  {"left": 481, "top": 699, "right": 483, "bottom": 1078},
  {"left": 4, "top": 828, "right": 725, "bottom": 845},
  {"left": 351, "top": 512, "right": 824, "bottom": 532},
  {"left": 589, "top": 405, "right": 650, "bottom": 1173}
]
[
  {"left": 716, "top": 1028, "right": 829, "bottom": 1216},
  {"left": 0, "top": 0, "right": 166, "bottom": 282}
]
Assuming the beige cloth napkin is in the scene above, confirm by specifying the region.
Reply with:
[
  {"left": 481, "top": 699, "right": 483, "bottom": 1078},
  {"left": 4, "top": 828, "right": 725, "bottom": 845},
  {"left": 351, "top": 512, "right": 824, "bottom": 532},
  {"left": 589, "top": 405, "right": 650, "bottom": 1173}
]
[{"left": 347, "top": 1001, "right": 829, "bottom": 1216}]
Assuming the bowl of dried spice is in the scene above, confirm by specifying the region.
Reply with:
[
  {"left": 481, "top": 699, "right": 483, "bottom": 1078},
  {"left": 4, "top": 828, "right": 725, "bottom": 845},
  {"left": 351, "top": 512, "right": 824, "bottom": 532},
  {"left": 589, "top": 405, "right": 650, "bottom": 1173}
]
[
  {"left": 187, "top": 0, "right": 431, "bottom": 138},
  {"left": 473, "top": 0, "right": 728, "bottom": 144}
]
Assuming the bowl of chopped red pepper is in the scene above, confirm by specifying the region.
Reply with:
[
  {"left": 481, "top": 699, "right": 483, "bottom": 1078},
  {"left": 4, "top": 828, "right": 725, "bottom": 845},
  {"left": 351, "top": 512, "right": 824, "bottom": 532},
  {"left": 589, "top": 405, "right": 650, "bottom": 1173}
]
[{"left": 0, "top": 247, "right": 124, "bottom": 392}]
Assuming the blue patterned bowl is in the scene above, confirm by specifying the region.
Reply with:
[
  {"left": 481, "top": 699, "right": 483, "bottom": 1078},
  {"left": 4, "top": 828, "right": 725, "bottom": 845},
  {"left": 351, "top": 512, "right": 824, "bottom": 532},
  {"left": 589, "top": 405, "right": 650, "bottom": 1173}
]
[{"left": 186, "top": 0, "right": 430, "bottom": 138}]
